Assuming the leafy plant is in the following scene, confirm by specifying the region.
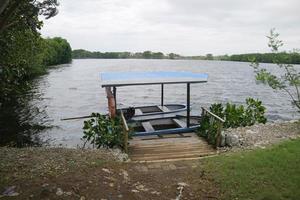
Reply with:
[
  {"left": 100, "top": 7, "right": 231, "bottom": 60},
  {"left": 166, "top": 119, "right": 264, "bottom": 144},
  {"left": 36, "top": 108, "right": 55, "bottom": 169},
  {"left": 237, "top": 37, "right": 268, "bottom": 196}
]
[
  {"left": 251, "top": 28, "right": 300, "bottom": 112},
  {"left": 82, "top": 113, "right": 125, "bottom": 149},
  {"left": 198, "top": 103, "right": 224, "bottom": 146},
  {"left": 224, "top": 103, "right": 245, "bottom": 128},
  {"left": 223, "top": 98, "right": 267, "bottom": 128},
  {"left": 198, "top": 98, "right": 267, "bottom": 146},
  {"left": 245, "top": 98, "right": 267, "bottom": 125}
]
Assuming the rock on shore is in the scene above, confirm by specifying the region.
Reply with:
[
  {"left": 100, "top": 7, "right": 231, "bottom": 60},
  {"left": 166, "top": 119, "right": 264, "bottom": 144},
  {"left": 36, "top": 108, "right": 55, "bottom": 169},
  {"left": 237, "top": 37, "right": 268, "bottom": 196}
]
[{"left": 221, "top": 120, "right": 300, "bottom": 149}]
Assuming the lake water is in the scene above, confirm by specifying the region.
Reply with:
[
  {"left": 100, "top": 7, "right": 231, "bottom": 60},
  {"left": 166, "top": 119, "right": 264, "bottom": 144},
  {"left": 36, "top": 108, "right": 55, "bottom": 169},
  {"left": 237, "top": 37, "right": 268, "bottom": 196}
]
[{"left": 1, "top": 59, "right": 299, "bottom": 147}]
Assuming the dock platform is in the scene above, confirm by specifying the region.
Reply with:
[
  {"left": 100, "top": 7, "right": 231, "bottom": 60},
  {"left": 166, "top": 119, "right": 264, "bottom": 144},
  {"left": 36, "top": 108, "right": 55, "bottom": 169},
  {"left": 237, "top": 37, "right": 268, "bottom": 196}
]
[{"left": 129, "top": 132, "right": 216, "bottom": 162}]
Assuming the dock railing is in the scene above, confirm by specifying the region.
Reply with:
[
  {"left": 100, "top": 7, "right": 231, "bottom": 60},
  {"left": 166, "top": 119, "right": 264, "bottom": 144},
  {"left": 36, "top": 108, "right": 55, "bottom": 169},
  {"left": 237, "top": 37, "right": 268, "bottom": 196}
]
[
  {"left": 120, "top": 110, "right": 129, "bottom": 153},
  {"left": 201, "top": 107, "right": 225, "bottom": 148}
]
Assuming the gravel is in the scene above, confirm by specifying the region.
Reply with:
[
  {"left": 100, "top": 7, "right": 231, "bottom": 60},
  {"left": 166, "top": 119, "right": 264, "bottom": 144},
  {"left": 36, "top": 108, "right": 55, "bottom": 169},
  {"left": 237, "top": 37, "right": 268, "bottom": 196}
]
[{"left": 221, "top": 120, "right": 300, "bottom": 150}]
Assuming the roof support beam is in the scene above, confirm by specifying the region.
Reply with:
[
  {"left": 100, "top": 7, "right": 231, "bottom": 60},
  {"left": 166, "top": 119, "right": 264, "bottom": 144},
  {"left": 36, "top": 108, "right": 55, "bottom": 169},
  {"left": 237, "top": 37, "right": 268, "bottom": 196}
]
[
  {"left": 187, "top": 83, "right": 190, "bottom": 127},
  {"left": 113, "top": 86, "right": 117, "bottom": 110},
  {"left": 105, "top": 87, "right": 116, "bottom": 118},
  {"left": 161, "top": 83, "right": 164, "bottom": 106}
]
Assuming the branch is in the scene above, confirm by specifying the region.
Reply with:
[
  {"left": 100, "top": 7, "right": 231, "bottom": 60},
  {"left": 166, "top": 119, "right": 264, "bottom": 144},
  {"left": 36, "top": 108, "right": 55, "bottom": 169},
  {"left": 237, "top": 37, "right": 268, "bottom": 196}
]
[
  {"left": 0, "top": 19, "right": 18, "bottom": 30},
  {"left": 0, "top": 0, "right": 22, "bottom": 32},
  {"left": 283, "top": 88, "right": 300, "bottom": 109},
  {"left": 0, "top": 0, "right": 10, "bottom": 16},
  {"left": 283, "top": 64, "right": 300, "bottom": 102}
]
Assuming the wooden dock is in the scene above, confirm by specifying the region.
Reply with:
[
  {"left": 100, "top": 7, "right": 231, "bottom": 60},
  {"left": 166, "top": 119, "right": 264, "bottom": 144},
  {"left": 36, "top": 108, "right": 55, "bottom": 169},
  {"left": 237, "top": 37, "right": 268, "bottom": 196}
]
[{"left": 129, "top": 132, "right": 216, "bottom": 162}]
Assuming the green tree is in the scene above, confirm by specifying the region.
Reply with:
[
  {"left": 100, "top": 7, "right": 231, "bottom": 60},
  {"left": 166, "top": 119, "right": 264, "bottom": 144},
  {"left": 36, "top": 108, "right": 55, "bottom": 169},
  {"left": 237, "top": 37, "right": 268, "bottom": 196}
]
[
  {"left": 206, "top": 53, "right": 214, "bottom": 60},
  {"left": 0, "top": 0, "right": 72, "bottom": 101},
  {"left": 142, "top": 51, "right": 152, "bottom": 59},
  {"left": 252, "top": 29, "right": 300, "bottom": 111},
  {"left": 0, "top": 0, "right": 58, "bottom": 33},
  {"left": 168, "top": 53, "right": 180, "bottom": 59},
  {"left": 43, "top": 37, "right": 72, "bottom": 65},
  {"left": 152, "top": 52, "right": 164, "bottom": 59}
]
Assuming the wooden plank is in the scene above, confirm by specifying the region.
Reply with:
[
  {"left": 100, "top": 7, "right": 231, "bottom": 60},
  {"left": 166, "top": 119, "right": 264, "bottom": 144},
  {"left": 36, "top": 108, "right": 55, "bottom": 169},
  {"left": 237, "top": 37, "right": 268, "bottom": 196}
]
[
  {"left": 135, "top": 109, "right": 156, "bottom": 132},
  {"left": 130, "top": 149, "right": 215, "bottom": 156},
  {"left": 130, "top": 144, "right": 212, "bottom": 150},
  {"left": 131, "top": 152, "right": 216, "bottom": 161},
  {"left": 158, "top": 106, "right": 170, "bottom": 112},
  {"left": 135, "top": 108, "right": 143, "bottom": 115},
  {"left": 141, "top": 122, "right": 155, "bottom": 132},
  {"left": 130, "top": 150, "right": 215, "bottom": 158},
  {"left": 129, "top": 132, "right": 216, "bottom": 161},
  {"left": 201, "top": 107, "right": 225, "bottom": 123},
  {"left": 159, "top": 106, "right": 186, "bottom": 128},
  {"left": 173, "top": 118, "right": 186, "bottom": 128},
  {"left": 140, "top": 135, "right": 191, "bottom": 140},
  {"left": 120, "top": 111, "right": 129, "bottom": 153}
]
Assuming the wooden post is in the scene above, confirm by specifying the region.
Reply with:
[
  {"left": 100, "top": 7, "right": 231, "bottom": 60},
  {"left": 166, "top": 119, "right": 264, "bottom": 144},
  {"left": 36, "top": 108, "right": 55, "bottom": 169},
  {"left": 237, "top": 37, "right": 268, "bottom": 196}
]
[
  {"left": 161, "top": 83, "right": 164, "bottom": 106},
  {"left": 201, "top": 107, "right": 205, "bottom": 123},
  {"left": 216, "top": 122, "right": 223, "bottom": 148},
  {"left": 201, "top": 107, "right": 225, "bottom": 149},
  {"left": 113, "top": 86, "right": 117, "bottom": 110},
  {"left": 123, "top": 128, "right": 128, "bottom": 153},
  {"left": 120, "top": 111, "right": 129, "bottom": 153},
  {"left": 105, "top": 87, "right": 116, "bottom": 118},
  {"left": 187, "top": 83, "right": 190, "bottom": 127}
]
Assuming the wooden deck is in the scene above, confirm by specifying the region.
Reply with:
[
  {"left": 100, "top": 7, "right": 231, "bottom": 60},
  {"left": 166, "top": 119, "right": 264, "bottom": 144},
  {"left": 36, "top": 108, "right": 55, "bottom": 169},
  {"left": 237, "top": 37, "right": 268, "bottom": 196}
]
[{"left": 129, "top": 132, "right": 216, "bottom": 162}]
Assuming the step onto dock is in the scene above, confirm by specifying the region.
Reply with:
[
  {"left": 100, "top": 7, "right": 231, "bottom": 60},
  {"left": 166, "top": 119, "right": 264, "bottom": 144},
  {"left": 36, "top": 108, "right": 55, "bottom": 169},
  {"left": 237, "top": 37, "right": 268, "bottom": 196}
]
[{"left": 129, "top": 132, "right": 216, "bottom": 162}]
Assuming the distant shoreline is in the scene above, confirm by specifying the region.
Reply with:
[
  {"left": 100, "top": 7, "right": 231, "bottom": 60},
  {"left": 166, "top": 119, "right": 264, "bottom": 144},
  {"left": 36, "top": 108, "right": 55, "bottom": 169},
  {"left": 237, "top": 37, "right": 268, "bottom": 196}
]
[
  {"left": 72, "top": 49, "right": 300, "bottom": 65},
  {"left": 71, "top": 57, "right": 300, "bottom": 65}
]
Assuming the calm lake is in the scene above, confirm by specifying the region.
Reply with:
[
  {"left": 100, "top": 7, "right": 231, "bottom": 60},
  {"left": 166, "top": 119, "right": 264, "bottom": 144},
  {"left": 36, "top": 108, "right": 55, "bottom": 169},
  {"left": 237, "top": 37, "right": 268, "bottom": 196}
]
[{"left": 1, "top": 59, "right": 299, "bottom": 147}]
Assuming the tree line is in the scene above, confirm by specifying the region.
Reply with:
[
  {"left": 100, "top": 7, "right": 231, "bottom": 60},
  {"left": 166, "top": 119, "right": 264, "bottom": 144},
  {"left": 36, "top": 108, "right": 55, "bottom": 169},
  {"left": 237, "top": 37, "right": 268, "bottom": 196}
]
[
  {"left": 223, "top": 52, "right": 300, "bottom": 64},
  {"left": 0, "top": 0, "right": 72, "bottom": 101},
  {"left": 72, "top": 49, "right": 181, "bottom": 59},
  {"left": 73, "top": 49, "right": 300, "bottom": 65}
]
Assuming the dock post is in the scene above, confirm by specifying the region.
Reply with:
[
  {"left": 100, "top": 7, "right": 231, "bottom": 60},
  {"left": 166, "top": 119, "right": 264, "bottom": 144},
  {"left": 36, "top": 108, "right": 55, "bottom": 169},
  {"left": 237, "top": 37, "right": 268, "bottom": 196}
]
[
  {"left": 113, "top": 86, "right": 117, "bottom": 110},
  {"left": 187, "top": 83, "right": 190, "bottom": 127},
  {"left": 161, "top": 83, "right": 164, "bottom": 106},
  {"left": 105, "top": 87, "right": 116, "bottom": 118}
]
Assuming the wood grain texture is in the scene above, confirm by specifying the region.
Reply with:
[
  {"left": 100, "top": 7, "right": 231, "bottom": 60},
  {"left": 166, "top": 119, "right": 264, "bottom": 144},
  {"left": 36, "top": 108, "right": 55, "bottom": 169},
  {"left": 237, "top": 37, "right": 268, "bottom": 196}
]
[{"left": 129, "top": 132, "right": 216, "bottom": 162}]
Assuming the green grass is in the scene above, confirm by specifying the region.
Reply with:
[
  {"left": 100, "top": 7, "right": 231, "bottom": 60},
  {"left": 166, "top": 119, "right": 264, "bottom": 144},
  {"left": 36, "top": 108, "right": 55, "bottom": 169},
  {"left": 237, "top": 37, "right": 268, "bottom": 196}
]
[{"left": 203, "top": 139, "right": 300, "bottom": 200}]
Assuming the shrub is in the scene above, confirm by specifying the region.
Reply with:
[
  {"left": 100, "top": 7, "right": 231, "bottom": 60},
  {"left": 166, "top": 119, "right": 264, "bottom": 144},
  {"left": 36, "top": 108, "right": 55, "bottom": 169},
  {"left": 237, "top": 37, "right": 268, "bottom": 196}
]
[
  {"left": 198, "top": 98, "right": 267, "bottom": 146},
  {"left": 82, "top": 113, "right": 125, "bottom": 149},
  {"left": 222, "top": 98, "right": 266, "bottom": 128}
]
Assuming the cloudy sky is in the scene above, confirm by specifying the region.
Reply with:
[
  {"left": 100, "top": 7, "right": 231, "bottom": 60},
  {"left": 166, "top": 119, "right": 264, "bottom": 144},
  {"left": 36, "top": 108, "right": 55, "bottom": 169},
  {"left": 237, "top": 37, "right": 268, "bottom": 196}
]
[{"left": 41, "top": 0, "right": 300, "bottom": 56}]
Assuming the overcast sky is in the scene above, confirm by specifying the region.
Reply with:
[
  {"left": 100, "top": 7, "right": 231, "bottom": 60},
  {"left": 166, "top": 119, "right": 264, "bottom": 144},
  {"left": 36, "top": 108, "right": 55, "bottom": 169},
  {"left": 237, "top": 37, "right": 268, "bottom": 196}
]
[{"left": 41, "top": 0, "right": 300, "bottom": 56}]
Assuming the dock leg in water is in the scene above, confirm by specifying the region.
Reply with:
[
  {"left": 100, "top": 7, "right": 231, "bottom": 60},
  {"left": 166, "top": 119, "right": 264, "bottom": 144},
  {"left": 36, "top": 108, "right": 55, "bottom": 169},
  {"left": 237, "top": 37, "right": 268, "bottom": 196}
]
[{"left": 105, "top": 87, "right": 116, "bottom": 118}]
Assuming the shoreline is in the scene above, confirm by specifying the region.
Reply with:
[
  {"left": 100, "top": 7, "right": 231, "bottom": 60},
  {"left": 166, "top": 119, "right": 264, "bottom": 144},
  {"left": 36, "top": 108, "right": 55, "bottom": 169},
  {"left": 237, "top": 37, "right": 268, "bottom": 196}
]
[
  {"left": 0, "top": 120, "right": 299, "bottom": 199},
  {"left": 221, "top": 119, "right": 300, "bottom": 150}
]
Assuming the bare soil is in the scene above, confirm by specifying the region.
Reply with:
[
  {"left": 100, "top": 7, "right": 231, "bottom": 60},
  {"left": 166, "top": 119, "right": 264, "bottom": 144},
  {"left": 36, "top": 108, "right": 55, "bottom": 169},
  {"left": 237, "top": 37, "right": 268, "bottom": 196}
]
[{"left": 0, "top": 148, "right": 218, "bottom": 200}]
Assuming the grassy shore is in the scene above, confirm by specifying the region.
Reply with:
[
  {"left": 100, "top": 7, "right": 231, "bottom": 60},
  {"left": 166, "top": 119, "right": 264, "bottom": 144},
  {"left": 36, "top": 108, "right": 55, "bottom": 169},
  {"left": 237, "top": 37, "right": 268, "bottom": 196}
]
[{"left": 203, "top": 138, "right": 300, "bottom": 200}]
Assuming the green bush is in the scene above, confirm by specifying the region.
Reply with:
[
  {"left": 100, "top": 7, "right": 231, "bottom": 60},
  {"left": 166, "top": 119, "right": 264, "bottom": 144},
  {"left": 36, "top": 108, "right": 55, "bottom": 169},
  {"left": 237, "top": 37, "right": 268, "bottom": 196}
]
[
  {"left": 82, "top": 113, "right": 125, "bottom": 149},
  {"left": 222, "top": 98, "right": 266, "bottom": 128},
  {"left": 0, "top": 33, "right": 72, "bottom": 101},
  {"left": 198, "top": 98, "right": 267, "bottom": 146},
  {"left": 43, "top": 37, "right": 72, "bottom": 66},
  {"left": 198, "top": 103, "right": 224, "bottom": 146}
]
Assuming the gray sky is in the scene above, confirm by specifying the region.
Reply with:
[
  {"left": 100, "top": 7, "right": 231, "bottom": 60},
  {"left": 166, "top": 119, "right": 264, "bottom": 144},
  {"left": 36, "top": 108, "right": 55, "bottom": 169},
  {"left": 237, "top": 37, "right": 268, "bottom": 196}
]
[{"left": 41, "top": 0, "right": 300, "bottom": 55}]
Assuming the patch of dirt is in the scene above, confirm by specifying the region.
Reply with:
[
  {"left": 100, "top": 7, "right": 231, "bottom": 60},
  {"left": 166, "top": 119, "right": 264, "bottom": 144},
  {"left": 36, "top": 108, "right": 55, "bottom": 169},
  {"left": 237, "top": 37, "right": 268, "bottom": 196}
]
[{"left": 0, "top": 148, "right": 219, "bottom": 200}]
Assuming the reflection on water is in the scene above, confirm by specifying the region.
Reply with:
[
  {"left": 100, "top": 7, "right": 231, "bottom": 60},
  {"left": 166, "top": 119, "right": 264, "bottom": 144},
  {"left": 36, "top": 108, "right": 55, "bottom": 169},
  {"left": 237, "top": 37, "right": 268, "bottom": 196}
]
[{"left": 1, "top": 59, "right": 299, "bottom": 147}]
